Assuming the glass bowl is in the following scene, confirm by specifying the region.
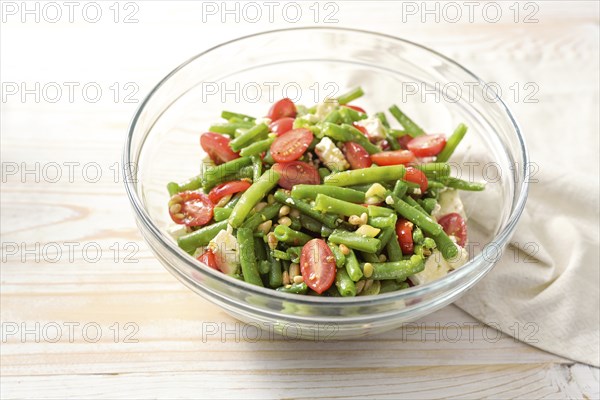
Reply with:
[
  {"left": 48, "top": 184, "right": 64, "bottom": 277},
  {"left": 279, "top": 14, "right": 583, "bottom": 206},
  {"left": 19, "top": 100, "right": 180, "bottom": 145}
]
[{"left": 123, "top": 28, "right": 529, "bottom": 339}]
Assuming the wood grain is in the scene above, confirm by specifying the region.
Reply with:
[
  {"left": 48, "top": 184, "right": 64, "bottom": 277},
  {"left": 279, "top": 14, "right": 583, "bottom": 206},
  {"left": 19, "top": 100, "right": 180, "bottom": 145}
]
[{"left": 1, "top": 1, "right": 598, "bottom": 399}]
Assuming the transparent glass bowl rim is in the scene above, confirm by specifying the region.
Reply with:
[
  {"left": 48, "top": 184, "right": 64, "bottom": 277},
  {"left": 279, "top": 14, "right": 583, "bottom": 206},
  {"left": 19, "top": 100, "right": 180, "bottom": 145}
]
[{"left": 123, "top": 27, "right": 529, "bottom": 306}]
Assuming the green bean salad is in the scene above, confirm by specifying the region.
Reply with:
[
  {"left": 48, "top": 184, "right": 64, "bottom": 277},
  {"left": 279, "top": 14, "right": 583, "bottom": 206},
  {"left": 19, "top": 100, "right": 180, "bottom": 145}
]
[{"left": 167, "top": 87, "right": 485, "bottom": 296}]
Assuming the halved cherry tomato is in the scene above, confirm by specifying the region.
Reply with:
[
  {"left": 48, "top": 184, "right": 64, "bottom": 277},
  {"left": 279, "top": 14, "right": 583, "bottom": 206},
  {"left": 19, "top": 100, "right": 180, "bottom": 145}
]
[
  {"left": 343, "top": 142, "right": 372, "bottom": 169},
  {"left": 169, "top": 191, "right": 213, "bottom": 227},
  {"left": 344, "top": 104, "right": 366, "bottom": 114},
  {"left": 200, "top": 132, "right": 239, "bottom": 165},
  {"left": 267, "top": 98, "right": 296, "bottom": 121},
  {"left": 407, "top": 134, "right": 447, "bottom": 157},
  {"left": 438, "top": 213, "right": 467, "bottom": 247},
  {"left": 398, "top": 135, "right": 413, "bottom": 150},
  {"left": 197, "top": 250, "right": 218, "bottom": 270},
  {"left": 300, "top": 238, "right": 336, "bottom": 294},
  {"left": 270, "top": 128, "right": 313, "bottom": 163},
  {"left": 208, "top": 180, "right": 251, "bottom": 204},
  {"left": 404, "top": 167, "right": 428, "bottom": 194},
  {"left": 352, "top": 121, "right": 368, "bottom": 135},
  {"left": 272, "top": 161, "right": 320, "bottom": 190},
  {"left": 269, "top": 117, "right": 295, "bottom": 136},
  {"left": 396, "top": 219, "right": 414, "bottom": 255},
  {"left": 371, "top": 150, "right": 416, "bottom": 166}
]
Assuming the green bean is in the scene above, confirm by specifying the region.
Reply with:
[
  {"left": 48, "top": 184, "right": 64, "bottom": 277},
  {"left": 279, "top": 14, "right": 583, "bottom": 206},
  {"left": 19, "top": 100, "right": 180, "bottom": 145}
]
[
  {"left": 221, "top": 110, "right": 255, "bottom": 122},
  {"left": 359, "top": 280, "right": 381, "bottom": 296},
  {"left": 423, "top": 237, "right": 436, "bottom": 250},
  {"left": 365, "top": 255, "right": 425, "bottom": 280},
  {"left": 387, "top": 129, "right": 409, "bottom": 138},
  {"left": 389, "top": 105, "right": 425, "bottom": 137},
  {"left": 177, "top": 220, "right": 228, "bottom": 254},
  {"left": 240, "top": 203, "right": 281, "bottom": 230},
  {"left": 229, "top": 123, "right": 269, "bottom": 152},
  {"left": 385, "top": 230, "right": 404, "bottom": 262},
  {"left": 273, "top": 190, "right": 340, "bottom": 229},
  {"left": 202, "top": 156, "right": 253, "bottom": 189},
  {"left": 337, "top": 86, "right": 364, "bottom": 105},
  {"left": 254, "top": 237, "right": 267, "bottom": 260},
  {"left": 379, "top": 280, "right": 410, "bottom": 294},
  {"left": 166, "top": 173, "right": 205, "bottom": 195},
  {"left": 289, "top": 217, "right": 302, "bottom": 231},
  {"left": 335, "top": 269, "right": 356, "bottom": 297},
  {"left": 392, "top": 180, "right": 408, "bottom": 198},
  {"left": 291, "top": 185, "right": 365, "bottom": 203},
  {"left": 367, "top": 205, "right": 394, "bottom": 218},
  {"left": 318, "top": 167, "right": 331, "bottom": 180},
  {"left": 442, "top": 177, "right": 486, "bottom": 191},
  {"left": 404, "top": 195, "right": 428, "bottom": 215},
  {"left": 321, "top": 225, "right": 333, "bottom": 237},
  {"left": 286, "top": 246, "right": 303, "bottom": 264},
  {"left": 272, "top": 249, "right": 290, "bottom": 261},
  {"left": 323, "top": 109, "right": 341, "bottom": 124},
  {"left": 213, "top": 207, "right": 232, "bottom": 222},
  {"left": 240, "top": 137, "right": 275, "bottom": 157},
  {"left": 339, "top": 106, "right": 367, "bottom": 123},
  {"left": 377, "top": 227, "right": 395, "bottom": 251},
  {"left": 267, "top": 248, "right": 283, "bottom": 288},
  {"left": 387, "top": 193, "right": 442, "bottom": 236},
  {"left": 258, "top": 260, "right": 271, "bottom": 275},
  {"left": 209, "top": 121, "right": 254, "bottom": 135},
  {"left": 249, "top": 155, "right": 262, "bottom": 182},
  {"left": 340, "top": 124, "right": 381, "bottom": 154},
  {"left": 344, "top": 249, "right": 363, "bottom": 282},
  {"left": 328, "top": 229, "right": 381, "bottom": 253},
  {"left": 229, "top": 169, "right": 280, "bottom": 228},
  {"left": 299, "top": 214, "right": 323, "bottom": 234},
  {"left": 415, "top": 163, "right": 451, "bottom": 179},
  {"left": 375, "top": 112, "right": 390, "bottom": 128},
  {"left": 348, "top": 184, "right": 374, "bottom": 192},
  {"left": 412, "top": 227, "right": 424, "bottom": 245},
  {"left": 263, "top": 150, "right": 275, "bottom": 165},
  {"left": 360, "top": 251, "right": 380, "bottom": 263},
  {"left": 432, "top": 231, "right": 459, "bottom": 260},
  {"left": 314, "top": 194, "right": 368, "bottom": 217},
  {"left": 368, "top": 215, "right": 397, "bottom": 230},
  {"left": 273, "top": 225, "right": 312, "bottom": 246},
  {"left": 426, "top": 180, "right": 446, "bottom": 189},
  {"left": 436, "top": 123, "right": 468, "bottom": 162},
  {"left": 324, "top": 165, "right": 405, "bottom": 187},
  {"left": 327, "top": 243, "right": 346, "bottom": 268},
  {"left": 419, "top": 198, "right": 438, "bottom": 214},
  {"left": 276, "top": 282, "right": 308, "bottom": 294},
  {"left": 234, "top": 228, "right": 262, "bottom": 286}
]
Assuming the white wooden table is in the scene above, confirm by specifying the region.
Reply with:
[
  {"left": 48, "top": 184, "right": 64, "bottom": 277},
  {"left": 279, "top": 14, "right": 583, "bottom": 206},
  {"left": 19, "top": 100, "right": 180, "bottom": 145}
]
[{"left": 1, "top": 2, "right": 598, "bottom": 398}]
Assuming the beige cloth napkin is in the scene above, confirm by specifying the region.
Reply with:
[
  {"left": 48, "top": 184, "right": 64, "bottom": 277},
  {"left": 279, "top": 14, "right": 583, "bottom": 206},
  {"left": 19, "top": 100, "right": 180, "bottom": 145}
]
[{"left": 455, "top": 164, "right": 600, "bottom": 367}]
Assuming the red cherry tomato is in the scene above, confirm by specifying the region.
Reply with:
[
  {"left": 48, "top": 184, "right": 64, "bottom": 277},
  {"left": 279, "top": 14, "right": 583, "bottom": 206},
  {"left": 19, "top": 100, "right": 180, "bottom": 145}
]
[
  {"left": 407, "top": 134, "right": 447, "bottom": 157},
  {"left": 269, "top": 117, "right": 295, "bottom": 136},
  {"left": 169, "top": 191, "right": 213, "bottom": 227},
  {"left": 208, "top": 180, "right": 252, "bottom": 204},
  {"left": 197, "top": 250, "right": 218, "bottom": 270},
  {"left": 396, "top": 219, "right": 414, "bottom": 255},
  {"left": 272, "top": 161, "right": 320, "bottom": 190},
  {"left": 398, "top": 135, "right": 413, "bottom": 150},
  {"left": 267, "top": 98, "right": 296, "bottom": 121},
  {"left": 300, "top": 239, "right": 336, "bottom": 294},
  {"left": 344, "top": 104, "right": 366, "bottom": 114},
  {"left": 371, "top": 150, "right": 416, "bottom": 166},
  {"left": 404, "top": 167, "right": 428, "bottom": 194},
  {"left": 200, "top": 132, "right": 239, "bottom": 165},
  {"left": 438, "top": 213, "right": 467, "bottom": 247},
  {"left": 343, "top": 142, "right": 372, "bottom": 169},
  {"left": 352, "top": 122, "right": 368, "bottom": 135},
  {"left": 270, "top": 128, "right": 313, "bottom": 163}
]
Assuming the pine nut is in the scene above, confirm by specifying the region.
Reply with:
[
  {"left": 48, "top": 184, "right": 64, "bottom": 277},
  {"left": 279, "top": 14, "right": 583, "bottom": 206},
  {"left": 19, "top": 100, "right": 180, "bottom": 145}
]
[
  {"left": 339, "top": 244, "right": 350, "bottom": 255},
  {"left": 279, "top": 205, "right": 290, "bottom": 217},
  {"left": 363, "top": 262, "right": 374, "bottom": 278}
]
